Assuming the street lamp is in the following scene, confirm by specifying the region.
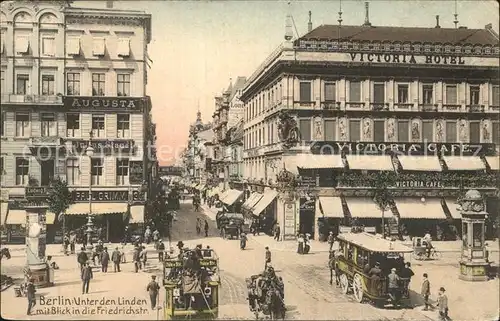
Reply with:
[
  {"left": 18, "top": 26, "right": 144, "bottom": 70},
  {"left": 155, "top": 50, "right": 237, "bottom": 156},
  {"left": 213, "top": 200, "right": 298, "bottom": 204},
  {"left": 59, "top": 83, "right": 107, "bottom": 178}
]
[{"left": 85, "top": 133, "right": 95, "bottom": 257}]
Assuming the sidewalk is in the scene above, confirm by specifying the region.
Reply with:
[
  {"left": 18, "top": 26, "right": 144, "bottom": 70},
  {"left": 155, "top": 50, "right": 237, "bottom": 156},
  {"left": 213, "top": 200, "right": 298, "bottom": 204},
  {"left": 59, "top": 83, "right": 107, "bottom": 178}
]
[{"left": 201, "top": 204, "right": 218, "bottom": 221}]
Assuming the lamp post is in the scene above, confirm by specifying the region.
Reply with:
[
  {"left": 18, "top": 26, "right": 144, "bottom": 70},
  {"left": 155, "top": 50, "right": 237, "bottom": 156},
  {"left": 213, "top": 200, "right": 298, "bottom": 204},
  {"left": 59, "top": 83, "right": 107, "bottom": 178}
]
[{"left": 85, "top": 133, "right": 95, "bottom": 257}]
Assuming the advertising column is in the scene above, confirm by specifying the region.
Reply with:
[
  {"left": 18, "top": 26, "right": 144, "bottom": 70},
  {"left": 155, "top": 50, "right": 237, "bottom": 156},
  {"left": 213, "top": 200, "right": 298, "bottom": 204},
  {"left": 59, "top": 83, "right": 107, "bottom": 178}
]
[{"left": 25, "top": 207, "right": 50, "bottom": 287}]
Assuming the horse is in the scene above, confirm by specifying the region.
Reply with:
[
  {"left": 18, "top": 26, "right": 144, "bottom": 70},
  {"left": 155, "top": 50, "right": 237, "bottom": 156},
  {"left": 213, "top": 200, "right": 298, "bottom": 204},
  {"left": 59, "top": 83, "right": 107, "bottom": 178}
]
[
  {"left": 0, "top": 248, "right": 11, "bottom": 260},
  {"left": 265, "top": 288, "right": 285, "bottom": 320}
]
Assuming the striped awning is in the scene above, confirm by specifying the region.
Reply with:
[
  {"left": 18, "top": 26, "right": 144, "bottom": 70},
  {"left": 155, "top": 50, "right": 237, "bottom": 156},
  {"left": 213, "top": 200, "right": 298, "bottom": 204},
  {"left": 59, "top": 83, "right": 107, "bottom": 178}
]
[
  {"left": 344, "top": 197, "right": 393, "bottom": 218},
  {"left": 397, "top": 156, "right": 442, "bottom": 171},
  {"left": 1, "top": 202, "right": 8, "bottom": 226},
  {"left": 442, "top": 156, "right": 485, "bottom": 171},
  {"left": 393, "top": 198, "right": 446, "bottom": 219},
  {"left": 485, "top": 156, "right": 499, "bottom": 171},
  {"left": 129, "top": 205, "right": 145, "bottom": 224},
  {"left": 65, "top": 203, "right": 128, "bottom": 215},
  {"left": 318, "top": 197, "right": 344, "bottom": 218},
  {"left": 6, "top": 209, "right": 26, "bottom": 225},
  {"left": 346, "top": 155, "right": 394, "bottom": 171},
  {"left": 46, "top": 212, "right": 56, "bottom": 224},
  {"left": 252, "top": 190, "right": 278, "bottom": 216},
  {"left": 444, "top": 198, "right": 462, "bottom": 219},
  {"left": 221, "top": 189, "right": 243, "bottom": 206},
  {"left": 297, "top": 155, "right": 344, "bottom": 169},
  {"left": 242, "top": 193, "right": 263, "bottom": 211}
]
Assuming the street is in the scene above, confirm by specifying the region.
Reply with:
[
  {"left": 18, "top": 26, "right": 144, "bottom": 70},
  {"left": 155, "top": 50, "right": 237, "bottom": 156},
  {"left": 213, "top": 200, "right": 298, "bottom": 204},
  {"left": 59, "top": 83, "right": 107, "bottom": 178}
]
[{"left": 1, "top": 202, "right": 498, "bottom": 320}]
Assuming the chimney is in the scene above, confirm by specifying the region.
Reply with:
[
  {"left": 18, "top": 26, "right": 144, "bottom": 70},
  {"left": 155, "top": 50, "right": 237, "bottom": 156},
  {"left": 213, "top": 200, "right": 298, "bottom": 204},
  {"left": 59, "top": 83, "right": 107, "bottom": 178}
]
[
  {"left": 363, "top": 2, "right": 372, "bottom": 27},
  {"left": 106, "top": 1, "right": 113, "bottom": 9},
  {"left": 485, "top": 23, "right": 492, "bottom": 30},
  {"left": 435, "top": 15, "right": 440, "bottom": 28},
  {"left": 308, "top": 11, "right": 312, "bottom": 32}
]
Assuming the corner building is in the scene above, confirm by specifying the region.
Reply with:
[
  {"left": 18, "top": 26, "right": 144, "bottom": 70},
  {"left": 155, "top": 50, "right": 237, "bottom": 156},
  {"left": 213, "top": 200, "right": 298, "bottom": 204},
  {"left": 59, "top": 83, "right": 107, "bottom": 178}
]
[
  {"left": 0, "top": 1, "right": 153, "bottom": 243},
  {"left": 241, "top": 23, "right": 499, "bottom": 241}
]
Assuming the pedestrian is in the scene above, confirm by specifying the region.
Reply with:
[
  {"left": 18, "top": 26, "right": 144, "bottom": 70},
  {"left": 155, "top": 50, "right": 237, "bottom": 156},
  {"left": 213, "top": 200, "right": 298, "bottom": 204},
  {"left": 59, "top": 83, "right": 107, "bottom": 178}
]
[
  {"left": 140, "top": 246, "right": 148, "bottom": 269},
  {"left": 388, "top": 268, "right": 401, "bottom": 308},
  {"left": 133, "top": 246, "right": 141, "bottom": 273},
  {"left": 274, "top": 225, "right": 280, "bottom": 241},
  {"left": 196, "top": 218, "right": 201, "bottom": 235},
  {"left": 144, "top": 226, "right": 152, "bottom": 244},
  {"left": 297, "top": 234, "right": 304, "bottom": 254},
  {"left": 101, "top": 247, "right": 110, "bottom": 272},
  {"left": 421, "top": 273, "right": 431, "bottom": 311},
  {"left": 328, "top": 251, "right": 336, "bottom": 285},
  {"left": 77, "top": 247, "right": 88, "bottom": 270},
  {"left": 327, "top": 231, "right": 335, "bottom": 251},
  {"left": 69, "top": 231, "right": 76, "bottom": 254},
  {"left": 146, "top": 275, "right": 160, "bottom": 310},
  {"left": 26, "top": 278, "right": 36, "bottom": 315},
  {"left": 400, "top": 262, "right": 414, "bottom": 298},
  {"left": 157, "top": 240, "right": 165, "bottom": 261},
  {"left": 264, "top": 246, "right": 271, "bottom": 270},
  {"left": 436, "top": 287, "right": 449, "bottom": 320},
  {"left": 204, "top": 219, "right": 209, "bottom": 237},
  {"left": 81, "top": 262, "right": 93, "bottom": 294},
  {"left": 111, "top": 247, "right": 121, "bottom": 272},
  {"left": 63, "top": 234, "right": 70, "bottom": 254}
]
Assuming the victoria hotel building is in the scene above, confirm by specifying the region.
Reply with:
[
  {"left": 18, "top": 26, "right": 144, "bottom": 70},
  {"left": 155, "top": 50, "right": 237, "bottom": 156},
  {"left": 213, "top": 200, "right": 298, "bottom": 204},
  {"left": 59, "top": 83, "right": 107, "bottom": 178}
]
[
  {"left": 241, "top": 19, "right": 500, "bottom": 241},
  {"left": 0, "top": 2, "right": 153, "bottom": 242}
]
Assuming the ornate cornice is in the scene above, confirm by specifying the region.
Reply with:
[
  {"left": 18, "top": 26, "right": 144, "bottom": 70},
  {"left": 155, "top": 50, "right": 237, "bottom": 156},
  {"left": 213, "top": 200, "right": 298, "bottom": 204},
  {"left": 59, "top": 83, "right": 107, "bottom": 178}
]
[{"left": 65, "top": 15, "right": 144, "bottom": 26}]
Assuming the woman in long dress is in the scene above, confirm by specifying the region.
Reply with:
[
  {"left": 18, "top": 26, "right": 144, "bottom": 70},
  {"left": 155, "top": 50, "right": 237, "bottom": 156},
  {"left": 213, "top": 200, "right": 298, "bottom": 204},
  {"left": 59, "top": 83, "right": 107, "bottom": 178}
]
[{"left": 297, "top": 234, "right": 304, "bottom": 254}]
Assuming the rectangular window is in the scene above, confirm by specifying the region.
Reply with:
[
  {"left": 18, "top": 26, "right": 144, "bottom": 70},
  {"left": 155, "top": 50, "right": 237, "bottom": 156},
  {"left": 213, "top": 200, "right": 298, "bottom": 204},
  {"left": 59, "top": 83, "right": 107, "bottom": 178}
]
[
  {"left": 423, "top": 84, "right": 433, "bottom": 104},
  {"left": 66, "top": 113, "right": 80, "bottom": 137},
  {"left": 491, "top": 85, "right": 499, "bottom": 106},
  {"left": 1, "top": 70, "right": 5, "bottom": 93},
  {"left": 42, "top": 37, "right": 55, "bottom": 56},
  {"left": 67, "top": 73, "right": 80, "bottom": 96},
  {"left": 16, "top": 74, "right": 29, "bottom": 95},
  {"left": 469, "top": 122, "right": 480, "bottom": 144},
  {"left": 469, "top": 85, "right": 480, "bottom": 105},
  {"left": 116, "top": 159, "right": 129, "bottom": 186},
  {"left": 397, "top": 84, "right": 409, "bottom": 103},
  {"left": 41, "top": 113, "right": 56, "bottom": 137},
  {"left": 349, "top": 120, "right": 361, "bottom": 142},
  {"left": 92, "top": 38, "right": 105, "bottom": 56},
  {"left": 493, "top": 122, "right": 500, "bottom": 144},
  {"left": 91, "top": 115, "right": 105, "bottom": 138},
  {"left": 92, "top": 73, "right": 105, "bottom": 96},
  {"left": 91, "top": 158, "right": 103, "bottom": 185},
  {"left": 15, "top": 112, "right": 30, "bottom": 137},
  {"left": 299, "top": 82, "right": 312, "bottom": 102},
  {"left": 66, "top": 158, "right": 80, "bottom": 185},
  {"left": 398, "top": 120, "right": 409, "bottom": 142},
  {"left": 117, "top": 38, "right": 130, "bottom": 57},
  {"left": 422, "top": 121, "right": 433, "bottom": 142},
  {"left": 446, "top": 85, "right": 457, "bottom": 104},
  {"left": 0, "top": 157, "right": 3, "bottom": 184},
  {"left": 324, "top": 83, "right": 336, "bottom": 102},
  {"left": 15, "top": 158, "right": 29, "bottom": 186},
  {"left": 324, "top": 119, "right": 336, "bottom": 141},
  {"left": 41, "top": 74, "right": 55, "bottom": 95},
  {"left": 299, "top": 119, "right": 311, "bottom": 141},
  {"left": 117, "top": 114, "right": 130, "bottom": 138},
  {"left": 0, "top": 112, "right": 3, "bottom": 136},
  {"left": 446, "top": 121, "right": 457, "bottom": 142},
  {"left": 67, "top": 37, "right": 80, "bottom": 56},
  {"left": 15, "top": 36, "right": 29, "bottom": 54},
  {"left": 373, "top": 83, "right": 385, "bottom": 103},
  {"left": 349, "top": 81, "right": 361, "bottom": 102},
  {"left": 373, "top": 120, "right": 385, "bottom": 141},
  {"left": 117, "top": 74, "right": 130, "bottom": 97}
]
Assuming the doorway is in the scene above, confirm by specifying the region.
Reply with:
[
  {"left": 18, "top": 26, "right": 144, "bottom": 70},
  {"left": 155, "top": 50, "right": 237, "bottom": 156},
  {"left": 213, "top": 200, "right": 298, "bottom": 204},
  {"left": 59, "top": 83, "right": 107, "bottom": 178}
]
[{"left": 41, "top": 159, "right": 55, "bottom": 185}]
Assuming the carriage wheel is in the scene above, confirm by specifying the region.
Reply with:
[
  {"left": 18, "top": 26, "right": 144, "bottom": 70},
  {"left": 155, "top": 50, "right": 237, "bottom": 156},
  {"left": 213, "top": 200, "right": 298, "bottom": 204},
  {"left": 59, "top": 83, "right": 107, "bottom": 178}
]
[
  {"left": 432, "top": 250, "right": 442, "bottom": 260},
  {"left": 352, "top": 274, "right": 364, "bottom": 303},
  {"left": 339, "top": 274, "right": 349, "bottom": 294},
  {"left": 412, "top": 252, "right": 424, "bottom": 261},
  {"left": 254, "top": 309, "right": 259, "bottom": 320}
]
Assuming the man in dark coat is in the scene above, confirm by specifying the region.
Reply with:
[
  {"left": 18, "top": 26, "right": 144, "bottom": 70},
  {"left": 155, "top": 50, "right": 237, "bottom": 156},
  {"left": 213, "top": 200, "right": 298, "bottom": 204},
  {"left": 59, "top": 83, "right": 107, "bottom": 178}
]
[
  {"left": 157, "top": 240, "right": 165, "bottom": 261},
  {"left": 77, "top": 247, "right": 88, "bottom": 270},
  {"left": 100, "top": 247, "right": 110, "bottom": 273},
  {"left": 146, "top": 275, "right": 160, "bottom": 310},
  {"left": 204, "top": 219, "right": 209, "bottom": 237},
  {"left": 26, "top": 278, "right": 36, "bottom": 315},
  {"left": 264, "top": 247, "right": 271, "bottom": 270},
  {"left": 111, "top": 247, "right": 121, "bottom": 272},
  {"left": 81, "top": 262, "right": 93, "bottom": 294},
  {"left": 133, "top": 246, "right": 141, "bottom": 273}
]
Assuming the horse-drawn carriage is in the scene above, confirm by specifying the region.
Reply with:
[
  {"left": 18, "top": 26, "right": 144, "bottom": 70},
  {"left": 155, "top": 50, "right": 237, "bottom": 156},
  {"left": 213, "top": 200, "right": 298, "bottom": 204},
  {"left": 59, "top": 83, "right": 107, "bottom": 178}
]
[
  {"left": 0, "top": 247, "right": 13, "bottom": 291},
  {"left": 334, "top": 232, "right": 413, "bottom": 308},
  {"left": 216, "top": 213, "right": 245, "bottom": 240},
  {"left": 246, "top": 267, "right": 285, "bottom": 320}
]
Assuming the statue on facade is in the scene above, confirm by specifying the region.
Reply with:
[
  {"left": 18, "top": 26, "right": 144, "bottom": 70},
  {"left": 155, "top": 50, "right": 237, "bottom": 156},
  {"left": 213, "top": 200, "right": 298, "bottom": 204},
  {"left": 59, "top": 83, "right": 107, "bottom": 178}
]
[
  {"left": 387, "top": 118, "right": 396, "bottom": 141},
  {"left": 436, "top": 120, "right": 444, "bottom": 142},
  {"left": 313, "top": 117, "right": 323, "bottom": 140},
  {"left": 459, "top": 120, "right": 468, "bottom": 142},
  {"left": 277, "top": 111, "right": 300, "bottom": 149},
  {"left": 276, "top": 167, "right": 298, "bottom": 191},
  {"left": 411, "top": 119, "right": 420, "bottom": 141},
  {"left": 362, "top": 118, "right": 371, "bottom": 140},
  {"left": 339, "top": 118, "right": 347, "bottom": 141},
  {"left": 482, "top": 121, "right": 490, "bottom": 141}
]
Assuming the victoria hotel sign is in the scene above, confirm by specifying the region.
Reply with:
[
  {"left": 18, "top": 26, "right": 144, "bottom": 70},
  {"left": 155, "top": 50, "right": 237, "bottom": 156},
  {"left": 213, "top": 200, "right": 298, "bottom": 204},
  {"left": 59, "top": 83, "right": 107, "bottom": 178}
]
[{"left": 349, "top": 52, "right": 466, "bottom": 65}]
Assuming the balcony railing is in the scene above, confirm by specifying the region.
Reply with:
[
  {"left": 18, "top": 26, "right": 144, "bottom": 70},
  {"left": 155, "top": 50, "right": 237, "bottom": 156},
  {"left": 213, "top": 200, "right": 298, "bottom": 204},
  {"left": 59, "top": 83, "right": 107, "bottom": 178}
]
[
  {"left": 370, "top": 103, "right": 389, "bottom": 111},
  {"left": 394, "top": 103, "right": 413, "bottom": 110},
  {"left": 419, "top": 104, "right": 438, "bottom": 112},
  {"left": 29, "top": 136, "right": 63, "bottom": 146},
  {"left": 321, "top": 101, "right": 341, "bottom": 110},
  {"left": 345, "top": 102, "right": 365, "bottom": 109},
  {"left": 442, "top": 104, "right": 461, "bottom": 111},
  {"left": 467, "top": 104, "right": 485, "bottom": 113},
  {"left": 1, "top": 94, "right": 63, "bottom": 104}
]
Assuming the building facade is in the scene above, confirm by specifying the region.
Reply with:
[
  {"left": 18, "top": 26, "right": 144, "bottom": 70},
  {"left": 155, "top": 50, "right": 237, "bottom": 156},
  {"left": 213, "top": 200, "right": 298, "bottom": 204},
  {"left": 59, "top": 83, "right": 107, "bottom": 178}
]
[
  {"left": 0, "top": 0, "right": 154, "bottom": 242},
  {"left": 241, "top": 19, "right": 499, "bottom": 240},
  {"left": 184, "top": 111, "right": 212, "bottom": 185}
]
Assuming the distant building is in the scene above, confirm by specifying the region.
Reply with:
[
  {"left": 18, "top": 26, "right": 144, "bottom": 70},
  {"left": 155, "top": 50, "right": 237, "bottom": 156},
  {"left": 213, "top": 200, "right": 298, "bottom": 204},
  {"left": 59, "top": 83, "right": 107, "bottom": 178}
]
[{"left": 184, "top": 111, "right": 212, "bottom": 185}]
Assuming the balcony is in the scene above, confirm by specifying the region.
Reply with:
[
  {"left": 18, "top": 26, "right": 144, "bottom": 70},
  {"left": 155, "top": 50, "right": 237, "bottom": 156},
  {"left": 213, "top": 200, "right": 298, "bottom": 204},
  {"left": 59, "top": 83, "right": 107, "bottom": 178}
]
[
  {"left": 293, "top": 101, "right": 315, "bottom": 109},
  {"left": 370, "top": 103, "right": 389, "bottom": 111},
  {"left": 442, "top": 104, "right": 461, "bottom": 111},
  {"left": 345, "top": 102, "right": 365, "bottom": 110},
  {"left": 321, "top": 101, "right": 340, "bottom": 110},
  {"left": 28, "top": 137, "right": 64, "bottom": 154},
  {"left": 1, "top": 94, "right": 63, "bottom": 105},
  {"left": 419, "top": 104, "right": 438, "bottom": 112},
  {"left": 467, "top": 104, "right": 485, "bottom": 113},
  {"left": 394, "top": 103, "right": 413, "bottom": 110}
]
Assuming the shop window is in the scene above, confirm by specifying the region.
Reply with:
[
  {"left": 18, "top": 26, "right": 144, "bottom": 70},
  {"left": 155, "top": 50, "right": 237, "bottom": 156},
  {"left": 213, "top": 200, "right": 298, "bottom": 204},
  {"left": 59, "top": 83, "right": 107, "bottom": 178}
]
[
  {"left": 16, "top": 74, "right": 29, "bottom": 95},
  {"left": 41, "top": 113, "right": 56, "bottom": 137},
  {"left": 324, "top": 119, "right": 335, "bottom": 141},
  {"left": 66, "top": 113, "right": 80, "bottom": 137},
  {"left": 324, "top": 82, "right": 336, "bottom": 102},
  {"left": 446, "top": 121, "right": 457, "bottom": 143},
  {"left": 91, "top": 115, "right": 105, "bottom": 138},
  {"left": 349, "top": 81, "right": 361, "bottom": 102},
  {"left": 469, "top": 85, "right": 480, "bottom": 105},
  {"left": 445, "top": 85, "right": 457, "bottom": 104},
  {"left": 116, "top": 159, "right": 129, "bottom": 186},
  {"left": 469, "top": 122, "right": 480, "bottom": 144},
  {"left": 92, "top": 73, "right": 105, "bottom": 96},
  {"left": 66, "top": 158, "right": 80, "bottom": 185},
  {"left": 91, "top": 158, "right": 104, "bottom": 185},
  {"left": 117, "top": 114, "right": 130, "bottom": 138},
  {"left": 349, "top": 120, "right": 360, "bottom": 142},
  {"left": 398, "top": 120, "right": 409, "bottom": 142},
  {"left": 299, "top": 82, "right": 312, "bottom": 102},
  {"left": 373, "top": 83, "right": 385, "bottom": 103},
  {"left": 15, "top": 157, "right": 29, "bottom": 186},
  {"left": 15, "top": 112, "right": 30, "bottom": 137},
  {"left": 117, "top": 74, "right": 130, "bottom": 97},
  {"left": 492, "top": 85, "right": 499, "bottom": 106},
  {"left": 67, "top": 72, "right": 80, "bottom": 96},
  {"left": 422, "top": 84, "right": 433, "bottom": 104},
  {"left": 299, "top": 119, "right": 311, "bottom": 141}
]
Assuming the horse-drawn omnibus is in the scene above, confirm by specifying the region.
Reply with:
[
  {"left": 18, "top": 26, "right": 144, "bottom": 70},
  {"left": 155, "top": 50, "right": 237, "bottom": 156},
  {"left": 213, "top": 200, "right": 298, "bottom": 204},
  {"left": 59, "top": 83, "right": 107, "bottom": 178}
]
[
  {"left": 335, "top": 232, "right": 413, "bottom": 308},
  {"left": 162, "top": 248, "right": 220, "bottom": 320}
]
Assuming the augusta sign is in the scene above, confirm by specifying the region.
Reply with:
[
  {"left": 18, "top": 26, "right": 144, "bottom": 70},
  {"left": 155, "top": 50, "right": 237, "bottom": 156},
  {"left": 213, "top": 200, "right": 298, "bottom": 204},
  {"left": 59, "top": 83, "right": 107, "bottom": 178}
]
[{"left": 64, "top": 97, "right": 143, "bottom": 111}]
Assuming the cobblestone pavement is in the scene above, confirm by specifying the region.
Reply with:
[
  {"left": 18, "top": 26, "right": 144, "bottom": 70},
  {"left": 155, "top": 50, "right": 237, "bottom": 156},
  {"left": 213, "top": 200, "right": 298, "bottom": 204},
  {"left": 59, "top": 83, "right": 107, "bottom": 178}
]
[{"left": 1, "top": 203, "right": 498, "bottom": 320}]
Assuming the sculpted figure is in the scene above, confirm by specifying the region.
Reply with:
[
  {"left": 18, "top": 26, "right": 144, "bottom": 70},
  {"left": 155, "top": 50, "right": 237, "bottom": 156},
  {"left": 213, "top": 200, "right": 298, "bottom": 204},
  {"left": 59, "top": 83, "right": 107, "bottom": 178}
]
[
  {"left": 411, "top": 120, "right": 420, "bottom": 141},
  {"left": 387, "top": 118, "right": 396, "bottom": 141},
  {"left": 459, "top": 120, "right": 468, "bottom": 142}
]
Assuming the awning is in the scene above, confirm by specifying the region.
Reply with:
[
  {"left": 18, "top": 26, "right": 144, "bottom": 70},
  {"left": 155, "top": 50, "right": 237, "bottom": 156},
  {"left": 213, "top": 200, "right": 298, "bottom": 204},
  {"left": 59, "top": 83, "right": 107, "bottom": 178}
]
[
  {"left": 397, "top": 155, "right": 442, "bottom": 171},
  {"left": 129, "top": 205, "right": 145, "bottom": 224},
  {"left": 221, "top": 189, "right": 243, "bottom": 206},
  {"left": 444, "top": 199, "right": 461, "bottom": 219},
  {"left": 209, "top": 188, "right": 221, "bottom": 197},
  {"left": 344, "top": 197, "right": 393, "bottom": 218},
  {"left": 346, "top": 155, "right": 394, "bottom": 171},
  {"left": 394, "top": 198, "right": 446, "bottom": 219},
  {"left": 296, "top": 155, "right": 344, "bottom": 169},
  {"left": 252, "top": 190, "right": 278, "bottom": 216},
  {"left": 6, "top": 210, "right": 26, "bottom": 225},
  {"left": 65, "top": 203, "right": 128, "bottom": 215},
  {"left": 242, "top": 193, "right": 263, "bottom": 210},
  {"left": 1, "top": 202, "right": 8, "bottom": 226},
  {"left": 442, "top": 156, "right": 485, "bottom": 171},
  {"left": 46, "top": 212, "right": 56, "bottom": 224},
  {"left": 485, "top": 156, "right": 499, "bottom": 171},
  {"left": 219, "top": 189, "right": 230, "bottom": 201},
  {"left": 318, "top": 197, "right": 344, "bottom": 218}
]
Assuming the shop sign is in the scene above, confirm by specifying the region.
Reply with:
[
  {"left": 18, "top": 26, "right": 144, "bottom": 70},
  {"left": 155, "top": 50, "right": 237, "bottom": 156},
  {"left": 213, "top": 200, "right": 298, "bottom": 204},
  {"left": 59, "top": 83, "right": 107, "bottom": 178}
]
[
  {"left": 300, "top": 197, "right": 316, "bottom": 212},
  {"left": 70, "top": 139, "right": 135, "bottom": 153},
  {"left": 64, "top": 97, "right": 143, "bottom": 111},
  {"left": 310, "top": 141, "right": 495, "bottom": 156},
  {"left": 349, "top": 52, "right": 466, "bottom": 65},
  {"left": 25, "top": 187, "right": 54, "bottom": 199},
  {"left": 298, "top": 175, "right": 316, "bottom": 188},
  {"left": 395, "top": 180, "right": 443, "bottom": 188},
  {"left": 283, "top": 202, "right": 296, "bottom": 239},
  {"left": 158, "top": 166, "right": 183, "bottom": 177},
  {"left": 72, "top": 190, "right": 145, "bottom": 202},
  {"left": 129, "top": 161, "right": 144, "bottom": 185}
]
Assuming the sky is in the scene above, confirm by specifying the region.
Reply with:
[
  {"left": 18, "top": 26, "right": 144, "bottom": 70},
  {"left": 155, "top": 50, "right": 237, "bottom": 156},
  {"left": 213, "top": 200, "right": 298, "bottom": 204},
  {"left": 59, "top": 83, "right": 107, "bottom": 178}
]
[{"left": 76, "top": 0, "right": 499, "bottom": 165}]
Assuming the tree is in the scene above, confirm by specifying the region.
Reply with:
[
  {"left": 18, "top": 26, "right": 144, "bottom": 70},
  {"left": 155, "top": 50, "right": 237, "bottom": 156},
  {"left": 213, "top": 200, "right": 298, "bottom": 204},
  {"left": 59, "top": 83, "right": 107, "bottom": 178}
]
[
  {"left": 372, "top": 171, "right": 396, "bottom": 239},
  {"left": 47, "top": 177, "right": 74, "bottom": 245}
]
